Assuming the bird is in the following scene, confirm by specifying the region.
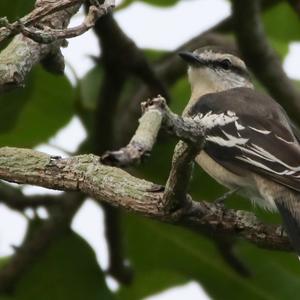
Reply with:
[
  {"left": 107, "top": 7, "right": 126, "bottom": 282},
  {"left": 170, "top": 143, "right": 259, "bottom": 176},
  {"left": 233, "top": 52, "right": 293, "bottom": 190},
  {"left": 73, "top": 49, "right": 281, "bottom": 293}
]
[{"left": 179, "top": 46, "right": 300, "bottom": 255}]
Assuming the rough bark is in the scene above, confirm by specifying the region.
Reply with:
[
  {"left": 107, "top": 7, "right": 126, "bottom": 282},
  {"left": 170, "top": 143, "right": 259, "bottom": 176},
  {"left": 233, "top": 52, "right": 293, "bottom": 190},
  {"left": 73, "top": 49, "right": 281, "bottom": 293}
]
[{"left": 0, "top": 147, "right": 291, "bottom": 251}]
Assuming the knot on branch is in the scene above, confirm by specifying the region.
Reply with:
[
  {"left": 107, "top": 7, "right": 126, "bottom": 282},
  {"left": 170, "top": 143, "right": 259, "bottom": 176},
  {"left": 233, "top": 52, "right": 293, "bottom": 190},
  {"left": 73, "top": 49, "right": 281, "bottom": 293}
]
[
  {"left": 100, "top": 141, "right": 151, "bottom": 167},
  {"left": 141, "top": 94, "right": 167, "bottom": 114}
]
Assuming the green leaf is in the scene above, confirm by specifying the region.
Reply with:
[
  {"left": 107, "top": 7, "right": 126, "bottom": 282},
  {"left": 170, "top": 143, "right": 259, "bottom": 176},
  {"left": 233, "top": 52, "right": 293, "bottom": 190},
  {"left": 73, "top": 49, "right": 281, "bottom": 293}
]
[
  {"left": 0, "top": 67, "right": 74, "bottom": 147},
  {"left": 0, "top": 0, "right": 35, "bottom": 21},
  {"left": 0, "top": 231, "right": 115, "bottom": 300},
  {"left": 119, "top": 214, "right": 300, "bottom": 300},
  {"left": 262, "top": 2, "right": 300, "bottom": 59},
  {"left": 268, "top": 38, "right": 289, "bottom": 60},
  {"left": 0, "top": 77, "right": 33, "bottom": 134},
  {"left": 263, "top": 3, "right": 300, "bottom": 43},
  {"left": 117, "top": 268, "right": 187, "bottom": 300},
  {"left": 143, "top": 48, "right": 169, "bottom": 62}
]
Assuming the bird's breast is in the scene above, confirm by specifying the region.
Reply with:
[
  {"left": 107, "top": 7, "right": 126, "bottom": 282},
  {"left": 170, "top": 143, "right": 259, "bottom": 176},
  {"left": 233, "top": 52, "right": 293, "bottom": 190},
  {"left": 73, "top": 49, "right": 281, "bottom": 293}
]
[{"left": 195, "top": 151, "right": 277, "bottom": 211}]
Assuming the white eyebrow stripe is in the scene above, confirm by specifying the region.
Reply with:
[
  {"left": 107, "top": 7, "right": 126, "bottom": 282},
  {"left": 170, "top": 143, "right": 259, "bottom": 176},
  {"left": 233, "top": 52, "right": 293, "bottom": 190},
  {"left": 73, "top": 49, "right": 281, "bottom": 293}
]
[{"left": 248, "top": 126, "right": 271, "bottom": 135}]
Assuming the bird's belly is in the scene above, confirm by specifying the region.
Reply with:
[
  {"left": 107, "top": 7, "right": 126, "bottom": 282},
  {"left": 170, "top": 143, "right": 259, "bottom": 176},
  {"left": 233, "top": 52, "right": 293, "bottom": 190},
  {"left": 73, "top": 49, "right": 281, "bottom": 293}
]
[
  {"left": 195, "top": 151, "right": 277, "bottom": 211},
  {"left": 195, "top": 151, "right": 250, "bottom": 189}
]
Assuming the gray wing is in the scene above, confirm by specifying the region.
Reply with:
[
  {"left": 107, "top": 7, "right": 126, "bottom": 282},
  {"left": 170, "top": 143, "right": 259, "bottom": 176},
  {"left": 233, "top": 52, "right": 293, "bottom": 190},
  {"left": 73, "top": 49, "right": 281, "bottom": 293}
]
[
  {"left": 290, "top": 121, "right": 300, "bottom": 144},
  {"left": 187, "top": 87, "right": 300, "bottom": 192}
]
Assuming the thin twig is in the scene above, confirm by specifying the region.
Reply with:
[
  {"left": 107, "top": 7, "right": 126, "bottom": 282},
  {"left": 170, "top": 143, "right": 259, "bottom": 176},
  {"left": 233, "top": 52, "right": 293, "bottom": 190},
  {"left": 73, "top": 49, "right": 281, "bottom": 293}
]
[
  {"left": 19, "top": 1, "right": 115, "bottom": 44},
  {"left": 101, "top": 96, "right": 206, "bottom": 167},
  {"left": 0, "top": 0, "right": 100, "bottom": 43}
]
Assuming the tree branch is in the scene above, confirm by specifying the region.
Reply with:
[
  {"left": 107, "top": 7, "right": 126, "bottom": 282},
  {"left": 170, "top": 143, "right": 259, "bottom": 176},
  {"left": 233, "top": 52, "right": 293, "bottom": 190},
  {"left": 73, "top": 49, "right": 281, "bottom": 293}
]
[
  {"left": 101, "top": 96, "right": 206, "bottom": 167},
  {"left": 0, "top": 0, "right": 114, "bottom": 92},
  {"left": 162, "top": 142, "right": 199, "bottom": 213},
  {"left": 19, "top": 1, "right": 115, "bottom": 44},
  {"left": 0, "top": 98, "right": 291, "bottom": 253},
  {"left": 94, "top": 14, "right": 169, "bottom": 101},
  {"left": 0, "top": 0, "right": 105, "bottom": 42},
  {"left": 0, "top": 182, "right": 61, "bottom": 210},
  {"left": 215, "top": 238, "right": 251, "bottom": 277},
  {"left": 232, "top": 0, "right": 300, "bottom": 125}
]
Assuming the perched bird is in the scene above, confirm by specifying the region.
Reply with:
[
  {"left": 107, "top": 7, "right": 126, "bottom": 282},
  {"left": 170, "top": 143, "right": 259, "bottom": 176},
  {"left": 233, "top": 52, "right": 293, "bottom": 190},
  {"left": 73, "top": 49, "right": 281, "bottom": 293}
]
[{"left": 179, "top": 46, "right": 300, "bottom": 254}]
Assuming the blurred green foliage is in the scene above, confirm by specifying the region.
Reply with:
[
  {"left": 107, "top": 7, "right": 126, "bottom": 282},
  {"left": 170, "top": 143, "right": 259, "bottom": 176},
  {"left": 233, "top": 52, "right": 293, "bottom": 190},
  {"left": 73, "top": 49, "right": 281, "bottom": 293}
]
[
  {"left": 263, "top": 2, "right": 300, "bottom": 58},
  {"left": 0, "top": 230, "right": 115, "bottom": 300},
  {"left": 118, "top": 215, "right": 300, "bottom": 300},
  {"left": 0, "top": 0, "right": 300, "bottom": 299},
  {"left": 0, "top": 67, "right": 74, "bottom": 147},
  {"left": 0, "top": 0, "right": 35, "bottom": 21}
]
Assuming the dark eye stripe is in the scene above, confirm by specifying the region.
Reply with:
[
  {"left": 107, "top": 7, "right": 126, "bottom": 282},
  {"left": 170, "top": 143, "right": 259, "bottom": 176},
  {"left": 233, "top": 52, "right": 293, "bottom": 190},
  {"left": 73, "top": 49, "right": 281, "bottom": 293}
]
[
  {"left": 193, "top": 57, "right": 250, "bottom": 79},
  {"left": 207, "top": 59, "right": 250, "bottom": 79}
]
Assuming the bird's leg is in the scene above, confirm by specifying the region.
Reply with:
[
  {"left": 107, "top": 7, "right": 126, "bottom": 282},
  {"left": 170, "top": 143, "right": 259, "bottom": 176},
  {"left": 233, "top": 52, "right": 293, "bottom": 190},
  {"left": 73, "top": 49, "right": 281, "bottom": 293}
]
[{"left": 214, "top": 188, "right": 239, "bottom": 205}]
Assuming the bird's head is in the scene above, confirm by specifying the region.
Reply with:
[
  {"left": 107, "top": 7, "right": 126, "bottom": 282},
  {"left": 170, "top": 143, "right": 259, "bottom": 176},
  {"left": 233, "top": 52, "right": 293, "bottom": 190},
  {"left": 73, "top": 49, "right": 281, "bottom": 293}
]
[{"left": 179, "top": 46, "right": 253, "bottom": 94}]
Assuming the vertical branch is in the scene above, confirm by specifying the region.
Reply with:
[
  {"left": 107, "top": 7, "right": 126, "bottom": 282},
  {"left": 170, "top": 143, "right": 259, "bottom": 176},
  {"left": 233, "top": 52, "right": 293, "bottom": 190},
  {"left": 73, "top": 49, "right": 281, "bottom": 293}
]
[
  {"left": 232, "top": 0, "right": 300, "bottom": 124},
  {"left": 163, "top": 142, "right": 200, "bottom": 214},
  {"left": 90, "top": 14, "right": 129, "bottom": 284},
  {"left": 92, "top": 13, "right": 171, "bottom": 283}
]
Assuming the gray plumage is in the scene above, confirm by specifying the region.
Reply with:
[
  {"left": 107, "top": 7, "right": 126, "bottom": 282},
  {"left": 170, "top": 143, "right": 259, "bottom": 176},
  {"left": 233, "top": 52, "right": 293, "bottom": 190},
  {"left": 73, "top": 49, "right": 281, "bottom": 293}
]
[
  {"left": 180, "top": 46, "right": 300, "bottom": 255},
  {"left": 187, "top": 87, "right": 300, "bottom": 192}
]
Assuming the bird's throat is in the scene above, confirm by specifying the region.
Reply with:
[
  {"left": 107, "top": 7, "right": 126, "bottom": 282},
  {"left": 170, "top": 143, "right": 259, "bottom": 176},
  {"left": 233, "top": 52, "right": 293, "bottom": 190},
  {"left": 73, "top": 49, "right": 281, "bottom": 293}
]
[{"left": 183, "top": 79, "right": 221, "bottom": 116}]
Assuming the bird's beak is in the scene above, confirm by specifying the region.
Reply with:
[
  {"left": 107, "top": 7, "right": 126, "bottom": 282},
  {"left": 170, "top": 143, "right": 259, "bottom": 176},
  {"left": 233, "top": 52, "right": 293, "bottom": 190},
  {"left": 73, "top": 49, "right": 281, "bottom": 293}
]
[{"left": 178, "top": 51, "right": 203, "bottom": 66}]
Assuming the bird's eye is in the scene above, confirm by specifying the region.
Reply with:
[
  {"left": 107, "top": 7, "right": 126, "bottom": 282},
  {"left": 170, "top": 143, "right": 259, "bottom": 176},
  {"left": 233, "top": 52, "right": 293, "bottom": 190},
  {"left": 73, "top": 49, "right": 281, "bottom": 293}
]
[{"left": 220, "top": 59, "right": 232, "bottom": 70}]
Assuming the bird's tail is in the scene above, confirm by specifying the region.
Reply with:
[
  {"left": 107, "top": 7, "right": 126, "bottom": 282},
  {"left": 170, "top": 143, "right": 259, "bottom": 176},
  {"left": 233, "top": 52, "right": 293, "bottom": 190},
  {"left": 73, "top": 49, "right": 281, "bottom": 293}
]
[{"left": 275, "top": 193, "right": 300, "bottom": 255}]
